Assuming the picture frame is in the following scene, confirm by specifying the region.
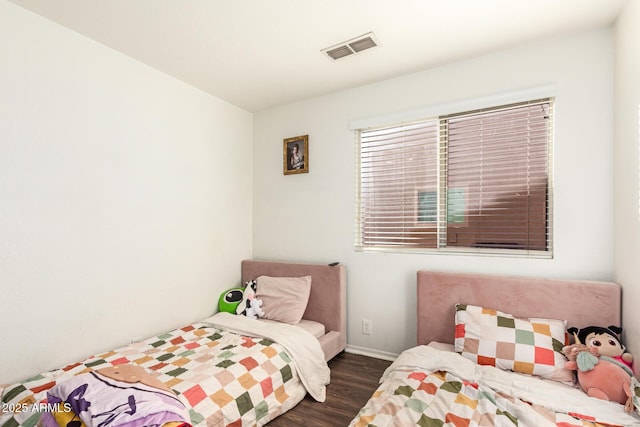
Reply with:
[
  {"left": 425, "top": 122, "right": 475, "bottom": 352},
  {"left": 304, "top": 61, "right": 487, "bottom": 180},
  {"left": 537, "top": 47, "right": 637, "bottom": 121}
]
[{"left": 283, "top": 134, "right": 309, "bottom": 175}]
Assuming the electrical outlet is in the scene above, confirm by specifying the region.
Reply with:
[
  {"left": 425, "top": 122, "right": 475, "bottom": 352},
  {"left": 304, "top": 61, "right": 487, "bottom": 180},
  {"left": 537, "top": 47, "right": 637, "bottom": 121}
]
[{"left": 362, "top": 319, "right": 372, "bottom": 335}]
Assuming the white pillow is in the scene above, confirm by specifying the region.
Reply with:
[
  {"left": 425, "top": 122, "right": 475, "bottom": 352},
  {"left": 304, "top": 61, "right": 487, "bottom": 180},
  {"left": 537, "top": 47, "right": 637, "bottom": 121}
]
[{"left": 255, "top": 275, "right": 311, "bottom": 324}]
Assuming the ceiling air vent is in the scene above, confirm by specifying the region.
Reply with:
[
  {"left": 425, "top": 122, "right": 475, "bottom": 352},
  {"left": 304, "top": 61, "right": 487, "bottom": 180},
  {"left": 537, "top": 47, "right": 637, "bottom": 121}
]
[{"left": 322, "top": 32, "right": 378, "bottom": 60}]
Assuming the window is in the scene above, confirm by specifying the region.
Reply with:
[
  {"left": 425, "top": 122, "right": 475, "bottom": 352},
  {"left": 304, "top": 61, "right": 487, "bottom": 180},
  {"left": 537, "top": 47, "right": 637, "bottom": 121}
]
[{"left": 356, "top": 98, "right": 553, "bottom": 256}]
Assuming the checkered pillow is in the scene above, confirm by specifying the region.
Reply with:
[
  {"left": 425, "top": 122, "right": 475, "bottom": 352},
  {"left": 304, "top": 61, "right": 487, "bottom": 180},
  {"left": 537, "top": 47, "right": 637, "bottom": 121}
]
[{"left": 454, "top": 304, "right": 573, "bottom": 384}]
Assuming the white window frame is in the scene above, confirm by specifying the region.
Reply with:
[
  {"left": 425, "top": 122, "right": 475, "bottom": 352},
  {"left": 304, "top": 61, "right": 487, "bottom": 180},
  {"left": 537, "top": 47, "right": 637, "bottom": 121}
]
[{"left": 352, "top": 88, "right": 555, "bottom": 258}]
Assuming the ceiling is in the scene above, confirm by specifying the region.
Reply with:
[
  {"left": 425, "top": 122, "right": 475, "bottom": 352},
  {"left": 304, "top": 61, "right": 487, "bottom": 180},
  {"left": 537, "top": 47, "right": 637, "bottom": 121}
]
[{"left": 9, "top": 0, "right": 628, "bottom": 112}]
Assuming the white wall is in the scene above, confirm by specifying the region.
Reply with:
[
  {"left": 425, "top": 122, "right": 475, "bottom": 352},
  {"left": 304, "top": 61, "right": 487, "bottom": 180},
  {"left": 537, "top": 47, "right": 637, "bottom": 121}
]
[
  {"left": 0, "top": 1, "right": 253, "bottom": 384},
  {"left": 253, "top": 29, "right": 615, "bottom": 358},
  {"left": 614, "top": 1, "right": 640, "bottom": 358}
]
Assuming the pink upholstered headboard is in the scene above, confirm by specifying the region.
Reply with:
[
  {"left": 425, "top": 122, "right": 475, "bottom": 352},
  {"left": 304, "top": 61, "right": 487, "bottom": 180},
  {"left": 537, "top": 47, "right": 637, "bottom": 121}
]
[
  {"left": 417, "top": 270, "right": 622, "bottom": 346},
  {"left": 241, "top": 259, "right": 347, "bottom": 360}
]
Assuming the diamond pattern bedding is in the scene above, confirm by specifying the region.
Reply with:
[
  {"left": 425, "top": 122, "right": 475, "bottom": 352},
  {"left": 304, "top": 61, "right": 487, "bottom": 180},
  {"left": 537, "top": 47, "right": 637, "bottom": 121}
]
[{"left": 0, "top": 321, "right": 310, "bottom": 427}]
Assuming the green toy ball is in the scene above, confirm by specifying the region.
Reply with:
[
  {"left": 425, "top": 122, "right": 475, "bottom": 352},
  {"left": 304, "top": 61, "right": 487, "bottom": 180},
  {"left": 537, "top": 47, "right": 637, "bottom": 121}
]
[{"left": 218, "top": 288, "right": 244, "bottom": 313}]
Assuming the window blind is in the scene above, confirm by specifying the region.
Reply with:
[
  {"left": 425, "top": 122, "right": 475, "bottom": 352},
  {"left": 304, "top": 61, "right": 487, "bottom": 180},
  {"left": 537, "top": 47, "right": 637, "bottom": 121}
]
[{"left": 356, "top": 98, "right": 554, "bottom": 256}]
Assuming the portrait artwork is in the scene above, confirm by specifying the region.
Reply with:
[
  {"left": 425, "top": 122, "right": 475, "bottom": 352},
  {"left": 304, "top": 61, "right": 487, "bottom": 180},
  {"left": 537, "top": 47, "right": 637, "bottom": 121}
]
[{"left": 283, "top": 135, "right": 309, "bottom": 175}]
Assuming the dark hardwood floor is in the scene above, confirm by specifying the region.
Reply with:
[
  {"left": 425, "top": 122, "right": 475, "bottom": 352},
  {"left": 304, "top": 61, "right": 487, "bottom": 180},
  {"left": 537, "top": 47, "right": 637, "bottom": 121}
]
[{"left": 267, "top": 351, "right": 392, "bottom": 427}]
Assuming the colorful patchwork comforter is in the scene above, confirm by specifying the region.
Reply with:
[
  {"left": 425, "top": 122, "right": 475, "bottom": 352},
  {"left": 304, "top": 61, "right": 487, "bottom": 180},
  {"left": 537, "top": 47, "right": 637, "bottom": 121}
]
[
  {"left": 349, "top": 346, "right": 640, "bottom": 427},
  {"left": 1, "top": 313, "right": 329, "bottom": 427}
]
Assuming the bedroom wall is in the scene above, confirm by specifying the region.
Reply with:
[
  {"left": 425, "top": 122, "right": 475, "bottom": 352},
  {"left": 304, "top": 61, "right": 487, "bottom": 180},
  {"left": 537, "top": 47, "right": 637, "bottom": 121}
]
[
  {"left": 253, "top": 28, "right": 615, "bottom": 358},
  {"left": 613, "top": 0, "right": 640, "bottom": 360},
  {"left": 0, "top": 1, "right": 253, "bottom": 384}
]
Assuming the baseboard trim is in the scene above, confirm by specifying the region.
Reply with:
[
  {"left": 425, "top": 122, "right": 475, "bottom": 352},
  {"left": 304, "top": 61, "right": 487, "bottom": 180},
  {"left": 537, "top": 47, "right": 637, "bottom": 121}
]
[{"left": 345, "top": 345, "right": 398, "bottom": 361}]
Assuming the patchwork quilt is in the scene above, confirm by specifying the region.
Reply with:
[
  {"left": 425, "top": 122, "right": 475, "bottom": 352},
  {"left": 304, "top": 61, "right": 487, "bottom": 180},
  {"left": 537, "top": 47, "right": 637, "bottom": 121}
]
[
  {"left": 1, "top": 314, "right": 328, "bottom": 427},
  {"left": 349, "top": 346, "right": 640, "bottom": 427}
]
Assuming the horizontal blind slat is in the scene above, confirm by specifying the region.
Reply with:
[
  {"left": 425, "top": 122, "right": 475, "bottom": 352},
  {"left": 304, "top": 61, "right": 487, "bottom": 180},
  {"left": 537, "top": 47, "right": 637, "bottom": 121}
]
[{"left": 356, "top": 97, "right": 553, "bottom": 254}]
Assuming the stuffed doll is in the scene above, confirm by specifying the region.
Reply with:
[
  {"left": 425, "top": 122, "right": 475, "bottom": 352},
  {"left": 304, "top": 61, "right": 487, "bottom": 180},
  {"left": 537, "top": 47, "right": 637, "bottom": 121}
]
[
  {"left": 235, "top": 280, "right": 265, "bottom": 319},
  {"left": 245, "top": 298, "right": 265, "bottom": 319},
  {"left": 563, "top": 326, "right": 635, "bottom": 413},
  {"left": 568, "top": 326, "right": 634, "bottom": 372}
]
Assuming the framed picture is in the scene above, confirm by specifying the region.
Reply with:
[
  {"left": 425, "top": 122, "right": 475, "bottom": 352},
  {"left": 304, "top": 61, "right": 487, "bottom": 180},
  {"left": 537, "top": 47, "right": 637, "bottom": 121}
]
[{"left": 283, "top": 135, "right": 308, "bottom": 175}]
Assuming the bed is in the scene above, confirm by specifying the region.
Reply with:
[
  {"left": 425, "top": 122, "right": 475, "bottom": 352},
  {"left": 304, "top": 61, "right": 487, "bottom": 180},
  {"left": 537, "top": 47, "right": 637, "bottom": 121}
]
[
  {"left": 350, "top": 270, "right": 640, "bottom": 427},
  {"left": 240, "top": 259, "right": 347, "bottom": 361},
  {"left": 0, "top": 259, "right": 347, "bottom": 427}
]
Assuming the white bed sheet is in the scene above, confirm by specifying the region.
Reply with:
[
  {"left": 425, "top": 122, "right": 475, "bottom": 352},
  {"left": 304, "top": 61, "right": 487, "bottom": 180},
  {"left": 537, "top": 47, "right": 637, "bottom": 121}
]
[
  {"left": 257, "top": 318, "right": 325, "bottom": 338},
  {"left": 389, "top": 345, "right": 640, "bottom": 426}
]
